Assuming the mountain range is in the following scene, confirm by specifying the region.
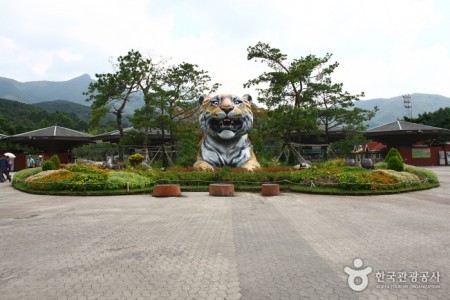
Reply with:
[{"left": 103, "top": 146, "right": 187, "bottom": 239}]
[
  {"left": 0, "top": 74, "right": 93, "bottom": 105},
  {"left": 354, "top": 93, "right": 450, "bottom": 128},
  {"left": 0, "top": 75, "right": 449, "bottom": 129}
]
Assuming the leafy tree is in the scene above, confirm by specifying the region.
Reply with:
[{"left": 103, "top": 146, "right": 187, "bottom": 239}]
[
  {"left": 304, "top": 71, "right": 376, "bottom": 143},
  {"left": 145, "top": 62, "right": 219, "bottom": 166},
  {"left": 174, "top": 122, "right": 202, "bottom": 166},
  {"left": 245, "top": 42, "right": 330, "bottom": 108},
  {"left": 85, "top": 50, "right": 144, "bottom": 137},
  {"left": 128, "top": 96, "right": 158, "bottom": 161},
  {"left": 157, "top": 63, "right": 219, "bottom": 144},
  {"left": 125, "top": 52, "right": 165, "bottom": 162},
  {"left": 245, "top": 42, "right": 374, "bottom": 152},
  {"left": 404, "top": 107, "right": 450, "bottom": 129}
]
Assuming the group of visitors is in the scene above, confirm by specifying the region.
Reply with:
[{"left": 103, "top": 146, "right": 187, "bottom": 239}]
[
  {"left": 0, "top": 154, "right": 45, "bottom": 183},
  {"left": 27, "top": 155, "right": 36, "bottom": 168},
  {"left": 0, "top": 155, "right": 12, "bottom": 183}
]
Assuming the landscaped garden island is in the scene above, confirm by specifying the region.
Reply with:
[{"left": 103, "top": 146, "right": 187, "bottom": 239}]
[
  {"left": 9, "top": 92, "right": 441, "bottom": 196},
  {"left": 12, "top": 157, "right": 439, "bottom": 196}
]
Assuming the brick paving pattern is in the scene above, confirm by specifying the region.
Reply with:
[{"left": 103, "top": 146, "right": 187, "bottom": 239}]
[{"left": 0, "top": 167, "right": 449, "bottom": 299}]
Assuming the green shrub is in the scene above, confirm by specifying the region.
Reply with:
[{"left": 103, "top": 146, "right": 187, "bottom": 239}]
[
  {"left": 128, "top": 153, "right": 145, "bottom": 167},
  {"left": 385, "top": 148, "right": 402, "bottom": 163},
  {"left": 106, "top": 171, "right": 151, "bottom": 189},
  {"left": 49, "top": 155, "right": 61, "bottom": 169},
  {"left": 42, "top": 160, "right": 56, "bottom": 171},
  {"left": 374, "top": 162, "right": 387, "bottom": 169},
  {"left": 387, "top": 156, "right": 404, "bottom": 172}
]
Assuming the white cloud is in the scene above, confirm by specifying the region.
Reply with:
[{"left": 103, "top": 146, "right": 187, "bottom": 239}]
[{"left": 1, "top": 0, "right": 450, "bottom": 99}]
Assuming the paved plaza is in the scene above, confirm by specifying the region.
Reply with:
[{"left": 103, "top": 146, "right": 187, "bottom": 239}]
[{"left": 0, "top": 167, "right": 449, "bottom": 299}]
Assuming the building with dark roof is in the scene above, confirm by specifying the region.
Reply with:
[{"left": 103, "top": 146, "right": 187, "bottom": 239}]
[
  {"left": 365, "top": 121, "right": 450, "bottom": 166},
  {"left": 92, "top": 127, "right": 170, "bottom": 144},
  {"left": 3, "top": 125, "right": 94, "bottom": 169},
  {"left": 6, "top": 125, "right": 93, "bottom": 151}
]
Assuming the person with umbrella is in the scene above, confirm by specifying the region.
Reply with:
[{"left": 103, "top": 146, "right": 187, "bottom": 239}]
[{"left": 0, "top": 155, "right": 11, "bottom": 183}]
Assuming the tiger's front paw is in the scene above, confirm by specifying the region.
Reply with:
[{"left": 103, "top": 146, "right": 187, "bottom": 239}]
[
  {"left": 241, "top": 160, "right": 261, "bottom": 172},
  {"left": 193, "top": 160, "right": 214, "bottom": 172}
]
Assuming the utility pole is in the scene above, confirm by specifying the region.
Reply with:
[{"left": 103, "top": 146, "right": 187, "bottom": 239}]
[{"left": 402, "top": 94, "right": 412, "bottom": 119}]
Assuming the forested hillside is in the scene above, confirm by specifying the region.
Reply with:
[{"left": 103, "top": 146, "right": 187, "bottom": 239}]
[
  {"left": 32, "top": 100, "right": 130, "bottom": 127},
  {"left": 0, "top": 98, "right": 88, "bottom": 135},
  {"left": 32, "top": 100, "right": 92, "bottom": 121}
]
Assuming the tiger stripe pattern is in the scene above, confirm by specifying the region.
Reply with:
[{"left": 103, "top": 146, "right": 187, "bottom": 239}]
[{"left": 193, "top": 94, "right": 261, "bottom": 171}]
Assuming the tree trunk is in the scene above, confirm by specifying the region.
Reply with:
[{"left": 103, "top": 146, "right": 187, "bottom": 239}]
[
  {"left": 143, "top": 127, "right": 149, "bottom": 163},
  {"left": 160, "top": 121, "right": 168, "bottom": 167},
  {"left": 324, "top": 122, "right": 329, "bottom": 144},
  {"left": 117, "top": 111, "right": 124, "bottom": 137},
  {"left": 169, "top": 124, "right": 176, "bottom": 162},
  {"left": 116, "top": 111, "right": 124, "bottom": 161}
]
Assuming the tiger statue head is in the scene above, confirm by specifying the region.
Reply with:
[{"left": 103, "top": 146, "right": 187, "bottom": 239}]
[
  {"left": 194, "top": 94, "right": 261, "bottom": 171},
  {"left": 199, "top": 93, "right": 254, "bottom": 140}
]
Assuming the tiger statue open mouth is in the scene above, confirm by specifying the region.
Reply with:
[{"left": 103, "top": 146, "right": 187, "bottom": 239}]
[{"left": 193, "top": 94, "right": 261, "bottom": 171}]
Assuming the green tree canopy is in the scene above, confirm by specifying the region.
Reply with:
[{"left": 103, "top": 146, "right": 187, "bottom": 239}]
[
  {"left": 245, "top": 42, "right": 332, "bottom": 108},
  {"left": 404, "top": 107, "right": 450, "bottom": 129},
  {"left": 84, "top": 49, "right": 147, "bottom": 137},
  {"left": 245, "top": 42, "right": 375, "bottom": 145}
]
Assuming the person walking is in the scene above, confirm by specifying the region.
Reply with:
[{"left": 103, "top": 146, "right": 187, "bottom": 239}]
[
  {"left": 37, "top": 155, "right": 44, "bottom": 167},
  {"left": 0, "top": 155, "right": 10, "bottom": 183},
  {"left": 6, "top": 155, "right": 13, "bottom": 182},
  {"left": 27, "top": 155, "right": 35, "bottom": 168}
]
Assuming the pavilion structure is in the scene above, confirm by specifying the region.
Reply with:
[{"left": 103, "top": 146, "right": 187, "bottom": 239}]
[
  {"left": 365, "top": 121, "right": 450, "bottom": 166},
  {"left": 3, "top": 125, "right": 93, "bottom": 170},
  {"left": 93, "top": 127, "right": 170, "bottom": 144}
]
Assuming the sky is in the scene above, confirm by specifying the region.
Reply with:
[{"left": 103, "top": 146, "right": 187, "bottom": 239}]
[{"left": 1, "top": 0, "right": 450, "bottom": 100}]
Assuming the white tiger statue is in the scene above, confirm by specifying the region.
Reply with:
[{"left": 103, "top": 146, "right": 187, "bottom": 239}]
[{"left": 193, "top": 94, "right": 261, "bottom": 172}]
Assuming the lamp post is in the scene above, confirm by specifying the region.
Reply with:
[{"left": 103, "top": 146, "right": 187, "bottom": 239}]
[{"left": 402, "top": 94, "right": 412, "bottom": 119}]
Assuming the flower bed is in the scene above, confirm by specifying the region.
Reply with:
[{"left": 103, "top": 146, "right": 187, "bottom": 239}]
[{"left": 12, "top": 162, "right": 438, "bottom": 195}]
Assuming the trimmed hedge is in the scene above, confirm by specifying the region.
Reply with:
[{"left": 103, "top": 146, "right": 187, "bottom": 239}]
[
  {"left": 106, "top": 171, "right": 153, "bottom": 190},
  {"left": 12, "top": 162, "right": 438, "bottom": 195}
]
